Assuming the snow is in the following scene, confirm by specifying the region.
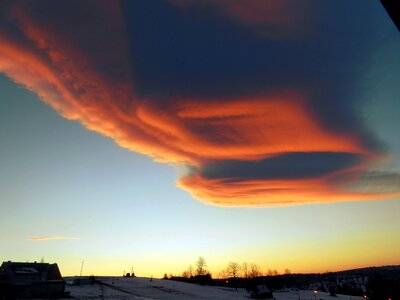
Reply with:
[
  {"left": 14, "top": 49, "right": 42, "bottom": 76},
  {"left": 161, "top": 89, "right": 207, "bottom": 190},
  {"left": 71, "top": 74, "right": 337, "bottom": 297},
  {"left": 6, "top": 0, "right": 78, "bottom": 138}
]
[
  {"left": 66, "top": 277, "right": 248, "bottom": 299},
  {"left": 61, "top": 277, "right": 367, "bottom": 300}
]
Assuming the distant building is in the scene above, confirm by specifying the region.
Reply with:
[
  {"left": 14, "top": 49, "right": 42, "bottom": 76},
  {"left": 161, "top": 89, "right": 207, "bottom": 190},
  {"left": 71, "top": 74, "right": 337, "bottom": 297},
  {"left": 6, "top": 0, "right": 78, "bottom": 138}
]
[{"left": 0, "top": 261, "right": 66, "bottom": 298}]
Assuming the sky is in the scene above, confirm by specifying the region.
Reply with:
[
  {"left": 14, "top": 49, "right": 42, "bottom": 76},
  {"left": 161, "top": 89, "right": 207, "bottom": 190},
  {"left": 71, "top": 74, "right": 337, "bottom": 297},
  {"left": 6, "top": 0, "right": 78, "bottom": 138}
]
[{"left": 0, "top": 0, "right": 400, "bottom": 277}]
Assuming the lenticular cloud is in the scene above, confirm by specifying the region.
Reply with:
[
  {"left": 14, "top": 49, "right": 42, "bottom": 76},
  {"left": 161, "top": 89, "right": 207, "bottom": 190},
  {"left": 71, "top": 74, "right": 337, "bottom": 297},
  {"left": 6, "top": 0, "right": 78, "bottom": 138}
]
[{"left": 1, "top": 0, "right": 399, "bottom": 206}]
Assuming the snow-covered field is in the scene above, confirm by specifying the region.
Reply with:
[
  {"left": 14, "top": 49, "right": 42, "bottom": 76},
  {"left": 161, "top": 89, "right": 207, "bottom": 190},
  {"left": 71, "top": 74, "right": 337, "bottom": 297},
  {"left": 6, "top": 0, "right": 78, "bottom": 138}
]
[{"left": 64, "top": 277, "right": 366, "bottom": 300}]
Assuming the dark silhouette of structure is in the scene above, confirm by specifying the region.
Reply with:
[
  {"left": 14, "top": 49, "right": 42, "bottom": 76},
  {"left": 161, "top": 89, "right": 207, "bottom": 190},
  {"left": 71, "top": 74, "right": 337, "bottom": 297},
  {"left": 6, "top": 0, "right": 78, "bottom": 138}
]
[
  {"left": 0, "top": 261, "right": 66, "bottom": 298},
  {"left": 248, "top": 284, "right": 273, "bottom": 299},
  {"left": 381, "top": 0, "right": 400, "bottom": 31}
]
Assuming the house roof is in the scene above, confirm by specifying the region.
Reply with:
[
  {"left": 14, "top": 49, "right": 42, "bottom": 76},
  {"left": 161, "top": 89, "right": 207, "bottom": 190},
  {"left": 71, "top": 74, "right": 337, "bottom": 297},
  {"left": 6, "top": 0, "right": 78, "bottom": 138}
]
[{"left": 0, "top": 261, "right": 63, "bottom": 280}]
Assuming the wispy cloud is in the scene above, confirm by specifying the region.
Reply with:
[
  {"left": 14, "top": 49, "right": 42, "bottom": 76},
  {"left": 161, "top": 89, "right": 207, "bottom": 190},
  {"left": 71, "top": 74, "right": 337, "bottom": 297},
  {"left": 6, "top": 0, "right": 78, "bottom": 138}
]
[
  {"left": 169, "top": 0, "right": 314, "bottom": 38},
  {"left": 28, "top": 237, "right": 80, "bottom": 241}
]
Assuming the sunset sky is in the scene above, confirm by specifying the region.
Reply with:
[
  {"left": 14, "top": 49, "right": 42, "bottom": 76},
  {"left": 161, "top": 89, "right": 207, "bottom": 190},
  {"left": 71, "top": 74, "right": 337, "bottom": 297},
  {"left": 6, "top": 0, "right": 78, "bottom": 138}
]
[{"left": 0, "top": 0, "right": 399, "bottom": 277}]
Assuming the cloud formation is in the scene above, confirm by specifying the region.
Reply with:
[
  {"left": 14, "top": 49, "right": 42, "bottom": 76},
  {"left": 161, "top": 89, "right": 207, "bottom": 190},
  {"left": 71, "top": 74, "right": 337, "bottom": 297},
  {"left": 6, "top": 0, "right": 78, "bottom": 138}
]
[
  {"left": 169, "top": 0, "right": 315, "bottom": 39},
  {"left": 28, "top": 237, "right": 79, "bottom": 241},
  {"left": 0, "top": 0, "right": 399, "bottom": 206}
]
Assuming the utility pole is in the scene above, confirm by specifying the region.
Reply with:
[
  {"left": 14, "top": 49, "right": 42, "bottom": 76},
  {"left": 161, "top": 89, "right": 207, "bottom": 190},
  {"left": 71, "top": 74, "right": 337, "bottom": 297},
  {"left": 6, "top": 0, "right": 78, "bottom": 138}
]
[{"left": 80, "top": 261, "right": 84, "bottom": 277}]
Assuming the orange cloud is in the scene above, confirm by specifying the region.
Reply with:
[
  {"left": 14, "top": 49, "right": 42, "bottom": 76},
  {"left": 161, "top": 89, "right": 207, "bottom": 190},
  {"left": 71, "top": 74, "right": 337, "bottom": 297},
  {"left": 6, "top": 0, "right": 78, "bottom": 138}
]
[
  {"left": 178, "top": 173, "right": 400, "bottom": 207},
  {"left": 173, "top": 96, "right": 367, "bottom": 160},
  {"left": 0, "top": 0, "right": 398, "bottom": 207},
  {"left": 28, "top": 237, "right": 79, "bottom": 241}
]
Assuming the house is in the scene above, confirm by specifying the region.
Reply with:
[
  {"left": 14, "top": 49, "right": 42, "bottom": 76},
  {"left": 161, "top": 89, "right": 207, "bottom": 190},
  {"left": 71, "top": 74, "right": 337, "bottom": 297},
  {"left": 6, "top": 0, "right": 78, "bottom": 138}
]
[{"left": 0, "top": 261, "right": 66, "bottom": 298}]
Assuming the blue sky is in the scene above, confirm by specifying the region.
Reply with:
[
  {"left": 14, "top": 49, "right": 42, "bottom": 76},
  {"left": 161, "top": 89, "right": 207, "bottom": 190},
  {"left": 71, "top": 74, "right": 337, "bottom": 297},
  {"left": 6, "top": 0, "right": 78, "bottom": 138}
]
[
  {"left": 0, "top": 0, "right": 399, "bottom": 276},
  {"left": 1, "top": 74, "right": 399, "bottom": 277}
]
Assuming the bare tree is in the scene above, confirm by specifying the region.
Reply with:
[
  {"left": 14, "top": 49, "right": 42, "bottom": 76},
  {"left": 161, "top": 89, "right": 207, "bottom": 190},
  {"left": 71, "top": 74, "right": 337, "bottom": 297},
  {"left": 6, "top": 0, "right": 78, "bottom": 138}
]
[
  {"left": 188, "top": 265, "right": 194, "bottom": 277},
  {"left": 242, "top": 262, "right": 249, "bottom": 278},
  {"left": 182, "top": 270, "right": 190, "bottom": 278},
  {"left": 182, "top": 265, "right": 194, "bottom": 278},
  {"left": 267, "top": 269, "right": 279, "bottom": 276},
  {"left": 227, "top": 262, "right": 240, "bottom": 279},
  {"left": 226, "top": 262, "right": 240, "bottom": 290},
  {"left": 284, "top": 268, "right": 291, "bottom": 275},
  {"left": 218, "top": 269, "right": 228, "bottom": 279},
  {"left": 195, "top": 256, "right": 207, "bottom": 276},
  {"left": 249, "top": 263, "right": 262, "bottom": 278}
]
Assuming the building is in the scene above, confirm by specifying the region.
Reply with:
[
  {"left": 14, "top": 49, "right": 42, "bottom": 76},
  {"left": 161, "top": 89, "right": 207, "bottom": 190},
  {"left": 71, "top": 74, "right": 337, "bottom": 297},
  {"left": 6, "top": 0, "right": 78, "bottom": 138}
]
[{"left": 0, "top": 261, "right": 66, "bottom": 298}]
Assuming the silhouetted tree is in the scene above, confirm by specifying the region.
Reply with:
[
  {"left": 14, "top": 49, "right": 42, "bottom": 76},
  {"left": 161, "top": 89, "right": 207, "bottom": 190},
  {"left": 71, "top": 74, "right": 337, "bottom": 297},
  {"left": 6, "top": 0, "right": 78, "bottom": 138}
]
[
  {"left": 227, "top": 262, "right": 240, "bottom": 290},
  {"left": 227, "top": 262, "right": 240, "bottom": 279},
  {"left": 267, "top": 269, "right": 279, "bottom": 276},
  {"left": 188, "top": 265, "right": 194, "bottom": 277},
  {"left": 182, "top": 265, "right": 194, "bottom": 279},
  {"left": 218, "top": 269, "right": 228, "bottom": 279},
  {"left": 196, "top": 256, "right": 207, "bottom": 276},
  {"left": 249, "top": 264, "right": 262, "bottom": 278},
  {"left": 242, "top": 262, "right": 249, "bottom": 278}
]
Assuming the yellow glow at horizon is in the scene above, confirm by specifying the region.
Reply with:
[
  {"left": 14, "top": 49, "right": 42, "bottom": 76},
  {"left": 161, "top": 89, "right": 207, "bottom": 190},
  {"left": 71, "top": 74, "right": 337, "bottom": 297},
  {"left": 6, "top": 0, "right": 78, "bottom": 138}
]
[{"left": 46, "top": 227, "right": 400, "bottom": 278}]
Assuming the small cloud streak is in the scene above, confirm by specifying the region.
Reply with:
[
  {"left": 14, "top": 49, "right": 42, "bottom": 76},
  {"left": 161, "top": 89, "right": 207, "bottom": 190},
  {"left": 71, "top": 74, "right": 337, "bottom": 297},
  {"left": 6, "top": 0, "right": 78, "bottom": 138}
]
[
  {"left": 28, "top": 237, "right": 80, "bottom": 241},
  {"left": 1, "top": 0, "right": 399, "bottom": 207}
]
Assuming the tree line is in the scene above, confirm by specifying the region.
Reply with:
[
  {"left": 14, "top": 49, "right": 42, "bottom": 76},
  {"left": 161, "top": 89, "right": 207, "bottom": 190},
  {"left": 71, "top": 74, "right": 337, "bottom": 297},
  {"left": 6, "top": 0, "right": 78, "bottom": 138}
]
[{"left": 164, "top": 256, "right": 290, "bottom": 280}]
